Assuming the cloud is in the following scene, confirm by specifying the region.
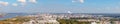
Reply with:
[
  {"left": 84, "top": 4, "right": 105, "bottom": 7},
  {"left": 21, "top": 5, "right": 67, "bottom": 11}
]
[
  {"left": 79, "top": 0, "right": 84, "bottom": 3},
  {"left": 17, "top": 0, "right": 27, "bottom": 6},
  {"left": 0, "top": 0, "right": 37, "bottom": 7},
  {"left": 12, "top": 3, "right": 18, "bottom": 6},
  {"left": 72, "top": 0, "right": 84, "bottom": 3},
  {"left": 29, "top": 0, "right": 37, "bottom": 3},
  {"left": 17, "top": 0, "right": 37, "bottom": 6},
  {"left": 0, "top": 1, "right": 8, "bottom": 6},
  {"left": 18, "top": 0, "right": 26, "bottom": 3}
]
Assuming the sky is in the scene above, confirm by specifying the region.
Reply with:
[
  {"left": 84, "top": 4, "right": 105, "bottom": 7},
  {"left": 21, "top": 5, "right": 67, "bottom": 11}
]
[{"left": 0, "top": 0, "right": 120, "bottom": 13}]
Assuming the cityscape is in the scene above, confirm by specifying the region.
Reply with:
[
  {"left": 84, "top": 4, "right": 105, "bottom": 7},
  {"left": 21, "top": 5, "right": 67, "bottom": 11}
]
[
  {"left": 0, "top": 0, "right": 120, "bottom": 24},
  {"left": 0, "top": 13, "right": 120, "bottom": 24}
]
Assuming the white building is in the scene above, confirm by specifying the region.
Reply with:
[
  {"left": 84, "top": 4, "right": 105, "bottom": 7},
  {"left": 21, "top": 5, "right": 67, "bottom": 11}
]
[
  {"left": 91, "top": 22, "right": 97, "bottom": 24},
  {"left": 23, "top": 14, "right": 59, "bottom": 24}
]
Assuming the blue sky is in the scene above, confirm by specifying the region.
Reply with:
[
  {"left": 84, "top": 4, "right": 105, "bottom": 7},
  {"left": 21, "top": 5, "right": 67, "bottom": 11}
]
[{"left": 0, "top": 0, "right": 120, "bottom": 13}]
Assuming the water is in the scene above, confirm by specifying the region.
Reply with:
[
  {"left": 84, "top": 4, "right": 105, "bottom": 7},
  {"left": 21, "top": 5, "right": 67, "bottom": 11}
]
[{"left": 0, "top": 13, "right": 33, "bottom": 20}]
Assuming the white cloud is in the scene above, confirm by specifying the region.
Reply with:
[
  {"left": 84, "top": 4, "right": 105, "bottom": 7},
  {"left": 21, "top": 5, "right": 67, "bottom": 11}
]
[
  {"left": 79, "top": 0, "right": 84, "bottom": 3},
  {"left": 29, "top": 0, "right": 37, "bottom": 3},
  {"left": 72, "top": 0, "right": 84, "bottom": 3},
  {"left": 17, "top": 0, "right": 27, "bottom": 6},
  {"left": 12, "top": 3, "right": 18, "bottom": 6},
  {"left": 0, "top": 1, "right": 8, "bottom": 6},
  {"left": 18, "top": 0, "right": 26, "bottom": 3}
]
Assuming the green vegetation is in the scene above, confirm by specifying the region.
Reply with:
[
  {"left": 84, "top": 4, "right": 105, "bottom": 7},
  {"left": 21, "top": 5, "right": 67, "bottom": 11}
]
[
  {"left": 57, "top": 19, "right": 91, "bottom": 24},
  {"left": 0, "top": 16, "right": 32, "bottom": 24}
]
